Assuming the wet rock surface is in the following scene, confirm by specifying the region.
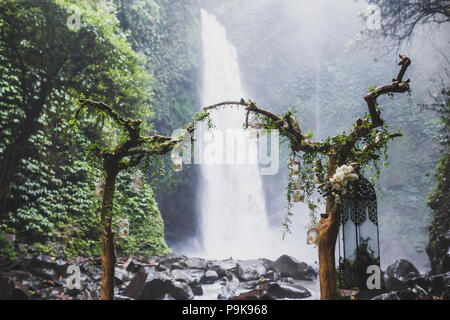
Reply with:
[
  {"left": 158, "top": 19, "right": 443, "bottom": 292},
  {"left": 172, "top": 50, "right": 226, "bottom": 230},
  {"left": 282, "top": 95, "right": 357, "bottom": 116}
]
[
  {"left": 2, "top": 248, "right": 447, "bottom": 300},
  {"left": 370, "top": 260, "right": 450, "bottom": 300},
  {"left": 0, "top": 248, "right": 317, "bottom": 300}
]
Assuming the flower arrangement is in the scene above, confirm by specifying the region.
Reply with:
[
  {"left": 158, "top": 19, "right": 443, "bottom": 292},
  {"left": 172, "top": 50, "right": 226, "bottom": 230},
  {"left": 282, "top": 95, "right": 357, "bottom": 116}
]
[{"left": 330, "top": 164, "right": 359, "bottom": 205}]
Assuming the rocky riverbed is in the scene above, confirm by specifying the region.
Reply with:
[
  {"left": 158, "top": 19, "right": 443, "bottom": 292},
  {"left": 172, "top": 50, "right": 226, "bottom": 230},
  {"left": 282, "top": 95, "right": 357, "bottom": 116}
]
[{"left": 0, "top": 245, "right": 448, "bottom": 300}]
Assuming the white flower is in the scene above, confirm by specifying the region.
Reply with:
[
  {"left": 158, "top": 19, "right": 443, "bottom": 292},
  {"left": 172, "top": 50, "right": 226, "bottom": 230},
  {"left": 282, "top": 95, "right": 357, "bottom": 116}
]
[
  {"left": 333, "top": 183, "right": 341, "bottom": 191},
  {"left": 334, "top": 171, "right": 345, "bottom": 183},
  {"left": 375, "top": 132, "right": 381, "bottom": 144}
]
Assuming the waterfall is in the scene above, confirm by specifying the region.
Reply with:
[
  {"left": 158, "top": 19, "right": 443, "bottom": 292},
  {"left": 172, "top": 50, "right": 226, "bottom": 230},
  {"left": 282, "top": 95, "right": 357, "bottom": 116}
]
[
  {"left": 198, "top": 9, "right": 271, "bottom": 259},
  {"left": 195, "top": 9, "right": 318, "bottom": 264}
]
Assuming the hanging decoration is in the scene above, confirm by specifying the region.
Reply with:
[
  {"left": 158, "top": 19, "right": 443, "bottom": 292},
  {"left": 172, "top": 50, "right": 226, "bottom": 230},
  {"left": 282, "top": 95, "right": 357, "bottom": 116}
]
[
  {"left": 307, "top": 227, "right": 318, "bottom": 245},
  {"left": 336, "top": 174, "right": 380, "bottom": 293},
  {"left": 133, "top": 170, "right": 143, "bottom": 191},
  {"left": 119, "top": 219, "right": 129, "bottom": 238}
]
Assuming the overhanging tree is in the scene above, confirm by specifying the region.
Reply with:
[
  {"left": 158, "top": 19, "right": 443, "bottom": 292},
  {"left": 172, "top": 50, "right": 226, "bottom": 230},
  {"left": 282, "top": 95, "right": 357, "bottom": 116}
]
[
  {"left": 201, "top": 54, "right": 411, "bottom": 300},
  {"left": 361, "top": 0, "right": 450, "bottom": 47},
  {"left": 0, "top": 0, "right": 150, "bottom": 216},
  {"left": 73, "top": 99, "right": 184, "bottom": 300}
]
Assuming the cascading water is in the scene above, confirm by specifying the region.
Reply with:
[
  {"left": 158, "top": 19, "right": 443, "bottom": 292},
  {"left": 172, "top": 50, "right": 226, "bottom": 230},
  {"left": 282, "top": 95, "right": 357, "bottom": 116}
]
[
  {"left": 198, "top": 9, "right": 271, "bottom": 259},
  {"left": 197, "top": 9, "right": 318, "bottom": 264}
]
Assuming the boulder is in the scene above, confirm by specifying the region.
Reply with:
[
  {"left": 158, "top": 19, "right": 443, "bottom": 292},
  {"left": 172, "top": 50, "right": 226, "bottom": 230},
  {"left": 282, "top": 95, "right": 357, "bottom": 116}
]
[
  {"left": 272, "top": 255, "right": 317, "bottom": 281},
  {"left": 371, "top": 292, "right": 400, "bottom": 300},
  {"left": 236, "top": 260, "right": 267, "bottom": 282},
  {"left": 384, "top": 259, "right": 421, "bottom": 291},
  {"left": 114, "top": 268, "right": 130, "bottom": 284},
  {"left": 266, "top": 282, "right": 311, "bottom": 299},
  {"left": 185, "top": 257, "right": 207, "bottom": 270},
  {"left": 171, "top": 269, "right": 195, "bottom": 283},
  {"left": 139, "top": 268, "right": 194, "bottom": 300},
  {"left": 207, "top": 260, "right": 236, "bottom": 280},
  {"left": 123, "top": 268, "right": 148, "bottom": 299},
  {"left": 396, "top": 285, "right": 433, "bottom": 300},
  {"left": 189, "top": 280, "right": 203, "bottom": 296},
  {"left": 201, "top": 270, "right": 219, "bottom": 284}
]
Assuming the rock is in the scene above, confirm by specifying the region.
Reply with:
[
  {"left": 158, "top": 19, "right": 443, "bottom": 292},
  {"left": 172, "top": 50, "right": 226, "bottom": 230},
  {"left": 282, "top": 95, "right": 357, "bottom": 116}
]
[
  {"left": 35, "top": 268, "right": 57, "bottom": 280},
  {"left": 114, "top": 268, "right": 130, "bottom": 284},
  {"left": 185, "top": 269, "right": 206, "bottom": 282},
  {"left": 31, "top": 255, "right": 67, "bottom": 274},
  {"left": 371, "top": 292, "right": 400, "bottom": 300},
  {"left": 396, "top": 285, "right": 433, "bottom": 300},
  {"left": 424, "top": 272, "right": 450, "bottom": 297},
  {"left": 240, "top": 280, "right": 260, "bottom": 290},
  {"left": 273, "top": 255, "right": 317, "bottom": 281},
  {"left": 171, "top": 261, "right": 189, "bottom": 270},
  {"left": 236, "top": 260, "right": 267, "bottom": 281},
  {"left": 0, "top": 273, "right": 14, "bottom": 299},
  {"left": 156, "top": 263, "right": 169, "bottom": 272},
  {"left": 201, "top": 270, "right": 219, "bottom": 284},
  {"left": 114, "top": 294, "right": 134, "bottom": 300},
  {"left": 266, "top": 282, "right": 311, "bottom": 299},
  {"left": 170, "top": 281, "right": 194, "bottom": 300},
  {"left": 189, "top": 280, "right": 203, "bottom": 296},
  {"left": 230, "top": 288, "right": 273, "bottom": 300},
  {"left": 384, "top": 259, "right": 421, "bottom": 291},
  {"left": 185, "top": 257, "right": 207, "bottom": 270},
  {"left": 207, "top": 261, "right": 236, "bottom": 280},
  {"left": 171, "top": 269, "right": 194, "bottom": 283},
  {"left": 139, "top": 268, "right": 194, "bottom": 300},
  {"left": 262, "top": 270, "right": 281, "bottom": 281}
]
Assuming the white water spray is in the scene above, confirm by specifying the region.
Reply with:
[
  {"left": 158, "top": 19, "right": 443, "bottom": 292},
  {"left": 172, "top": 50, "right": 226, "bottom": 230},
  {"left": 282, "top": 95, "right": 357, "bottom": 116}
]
[
  {"left": 198, "top": 9, "right": 270, "bottom": 259},
  {"left": 196, "top": 9, "right": 318, "bottom": 264}
]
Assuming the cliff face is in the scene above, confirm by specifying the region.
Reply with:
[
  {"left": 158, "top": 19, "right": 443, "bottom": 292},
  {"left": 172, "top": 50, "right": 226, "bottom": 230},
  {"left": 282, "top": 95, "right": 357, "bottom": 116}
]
[
  {"left": 115, "top": 0, "right": 202, "bottom": 246},
  {"left": 427, "top": 151, "right": 450, "bottom": 274}
]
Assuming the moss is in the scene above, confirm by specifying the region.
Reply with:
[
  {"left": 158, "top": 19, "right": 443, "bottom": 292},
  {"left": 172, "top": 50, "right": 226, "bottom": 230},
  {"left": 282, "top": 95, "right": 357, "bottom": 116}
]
[{"left": 426, "top": 151, "right": 450, "bottom": 273}]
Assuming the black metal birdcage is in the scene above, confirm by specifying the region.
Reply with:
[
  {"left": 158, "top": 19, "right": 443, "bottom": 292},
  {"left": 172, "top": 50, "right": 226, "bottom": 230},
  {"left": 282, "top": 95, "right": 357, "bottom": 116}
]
[{"left": 336, "top": 176, "right": 380, "bottom": 291}]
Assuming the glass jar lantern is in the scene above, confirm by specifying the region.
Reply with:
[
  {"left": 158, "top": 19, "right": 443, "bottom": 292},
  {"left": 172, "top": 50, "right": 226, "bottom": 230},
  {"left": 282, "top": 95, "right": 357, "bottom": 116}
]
[
  {"left": 172, "top": 156, "right": 183, "bottom": 172},
  {"left": 307, "top": 228, "right": 318, "bottom": 245},
  {"left": 119, "top": 219, "right": 129, "bottom": 238}
]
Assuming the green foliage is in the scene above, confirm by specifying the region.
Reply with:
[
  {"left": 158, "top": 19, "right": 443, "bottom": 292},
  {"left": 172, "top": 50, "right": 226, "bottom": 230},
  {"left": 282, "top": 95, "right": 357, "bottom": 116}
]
[
  {"left": 0, "top": 233, "right": 18, "bottom": 266},
  {"left": 337, "top": 238, "right": 380, "bottom": 290},
  {"left": 0, "top": 0, "right": 170, "bottom": 259}
]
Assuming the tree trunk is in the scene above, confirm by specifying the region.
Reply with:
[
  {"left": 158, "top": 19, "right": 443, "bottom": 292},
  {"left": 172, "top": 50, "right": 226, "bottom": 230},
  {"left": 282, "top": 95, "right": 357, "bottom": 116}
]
[
  {"left": 318, "top": 198, "right": 341, "bottom": 300},
  {"left": 0, "top": 101, "right": 45, "bottom": 216},
  {"left": 317, "top": 154, "right": 340, "bottom": 300},
  {"left": 100, "top": 162, "right": 118, "bottom": 300}
]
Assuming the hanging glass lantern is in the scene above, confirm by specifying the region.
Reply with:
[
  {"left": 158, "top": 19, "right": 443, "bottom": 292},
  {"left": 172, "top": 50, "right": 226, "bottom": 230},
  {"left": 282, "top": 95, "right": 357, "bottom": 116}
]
[
  {"left": 249, "top": 128, "right": 260, "bottom": 139},
  {"left": 307, "top": 228, "right": 318, "bottom": 245},
  {"left": 172, "top": 156, "right": 183, "bottom": 172},
  {"left": 248, "top": 114, "right": 262, "bottom": 129},
  {"left": 293, "top": 191, "right": 303, "bottom": 203},
  {"left": 336, "top": 176, "right": 380, "bottom": 294},
  {"left": 133, "top": 170, "right": 143, "bottom": 191},
  {"left": 119, "top": 219, "right": 129, "bottom": 238}
]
